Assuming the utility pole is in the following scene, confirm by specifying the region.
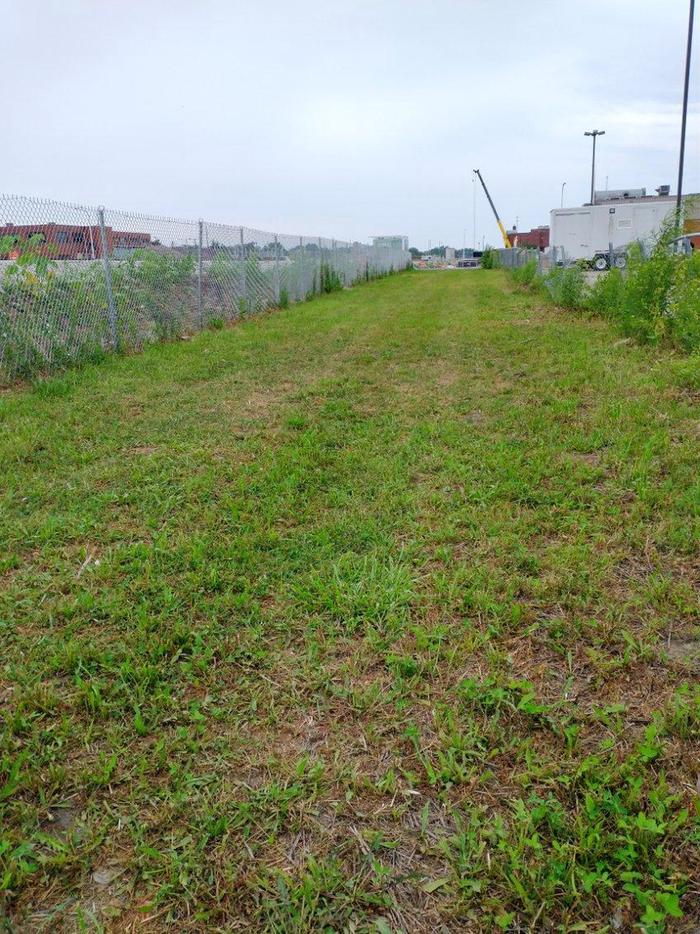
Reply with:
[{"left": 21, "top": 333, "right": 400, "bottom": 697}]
[
  {"left": 584, "top": 130, "right": 605, "bottom": 205},
  {"left": 676, "top": 0, "right": 695, "bottom": 227}
]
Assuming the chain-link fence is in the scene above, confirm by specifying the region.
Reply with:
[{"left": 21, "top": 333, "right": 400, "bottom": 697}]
[
  {"left": 493, "top": 247, "right": 559, "bottom": 275},
  {"left": 494, "top": 247, "right": 539, "bottom": 269},
  {"left": 0, "top": 194, "right": 410, "bottom": 383}
]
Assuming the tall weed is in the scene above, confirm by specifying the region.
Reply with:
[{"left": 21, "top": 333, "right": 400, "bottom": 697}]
[
  {"left": 542, "top": 265, "right": 587, "bottom": 310},
  {"left": 664, "top": 250, "right": 700, "bottom": 351},
  {"left": 617, "top": 241, "right": 676, "bottom": 343},
  {"left": 503, "top": 217, "right": 700, "bottom": 352},
  {"left": 586, "top": 267, "right": 625, "bottom": 319},
  {"left": 480, "top": 248, "right": 497, "bottom": 269},
  {"left": 511, "top": 258, "right": 538, "bottom": 288}
]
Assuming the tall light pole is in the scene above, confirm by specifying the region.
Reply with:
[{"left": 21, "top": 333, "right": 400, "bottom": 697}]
[
  {"left": 560, "top": 181, "right": 567, "bottom": 208},
  {"left": 584, "top": 130, "right": 605, "bottom": 205},
  {"left": 676, "top": 0, "right": 695, "bottom": 227}
]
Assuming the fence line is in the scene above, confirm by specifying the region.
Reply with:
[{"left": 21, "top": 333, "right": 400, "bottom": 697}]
[
  {"left": 492, "top": 247, "right": 560, "bottom": 275},
  {"left": 0, "top": 194, "right": 410, "bottom": 382}
]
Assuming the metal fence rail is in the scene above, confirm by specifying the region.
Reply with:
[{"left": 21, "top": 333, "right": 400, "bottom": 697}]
[{"left": 0, "top": 194, "right": 410, "bottom": 382}]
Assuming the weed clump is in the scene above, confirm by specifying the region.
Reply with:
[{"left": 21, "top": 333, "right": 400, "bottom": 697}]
[
  {"left": 500, "top": 220, "right": 700, "bottom": 351},
  {"left": 511, "top": 258, "right": 538, "bottom": 288},
  {"left": 543, "top": 265, "right": 587, "bottom": 310},
  {"left": 480, "top": 247, "right": 497, "bottom": 269},
  {"left": 0, "top": 233, "right": 409, "bottom": 383}
]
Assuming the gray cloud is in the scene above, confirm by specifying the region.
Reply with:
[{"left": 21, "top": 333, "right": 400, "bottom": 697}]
[{"left": 2, "top": 0, "right": 697, "bottom": 248}]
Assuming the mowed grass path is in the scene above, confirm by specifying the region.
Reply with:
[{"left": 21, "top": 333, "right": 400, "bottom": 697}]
[{"left": 1, "top": 271, "right": 699, "bottom": 931}]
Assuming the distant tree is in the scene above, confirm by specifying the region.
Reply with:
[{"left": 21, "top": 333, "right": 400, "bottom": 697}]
[
  {"left": 409, "top": 247, "right": 422, "bottom": 259},
  {"left": 261, "top": 241, "right": 288, "bottom": 257},
  {"left": 286, "top": 242, "right": 320, "bottom": 255}
]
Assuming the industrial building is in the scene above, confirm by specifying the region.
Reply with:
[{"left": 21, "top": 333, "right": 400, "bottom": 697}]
[
  {"left": 550, "top": 187, "right": 700, "bottom": 268},
  {"left": 372, "top": 235, "right": 409, "bottom": 251},
  {"left": 508, "top": 226, "right": 550, "bottom": 251},
  {"left": 0, "top": 223, "right": 151, "bottom": 260}
]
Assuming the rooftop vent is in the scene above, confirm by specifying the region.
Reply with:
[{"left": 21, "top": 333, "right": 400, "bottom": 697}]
[{"left": 594, "top": 188, "right": 646, "bottom": 203}]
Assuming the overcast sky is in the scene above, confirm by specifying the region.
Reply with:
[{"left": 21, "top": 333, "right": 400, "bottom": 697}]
[{"left": 3, "top": 0, "right": 698, "bottom": 249}]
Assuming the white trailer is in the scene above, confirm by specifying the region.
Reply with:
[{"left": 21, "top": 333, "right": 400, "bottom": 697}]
[{"left": 550, "top": 194, "right": 694, "bottom": 270}]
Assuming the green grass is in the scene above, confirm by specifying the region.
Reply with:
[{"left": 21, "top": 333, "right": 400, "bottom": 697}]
[
  {"left": 510, "top": 230, "right": 700, "bottom": 352},
  {"left": 1, "top": 270, "right": 699, "bottom": 931}
]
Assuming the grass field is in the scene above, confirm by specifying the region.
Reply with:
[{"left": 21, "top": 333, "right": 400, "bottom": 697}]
[{"left": 1, "top": 270, "right": 699, "bottom": 932}]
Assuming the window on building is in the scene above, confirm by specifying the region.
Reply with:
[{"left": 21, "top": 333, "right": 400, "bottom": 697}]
[{"left": 55, "top": 231, "right": 69, "bottom": 243}]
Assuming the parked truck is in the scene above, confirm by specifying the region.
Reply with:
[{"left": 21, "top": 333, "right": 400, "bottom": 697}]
[{"left": 550, "top": 188, "right": 699, "bottom": 270}]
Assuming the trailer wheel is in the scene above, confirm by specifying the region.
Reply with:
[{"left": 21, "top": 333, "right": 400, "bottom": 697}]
[
  {"left": 613, "top": 255, "right": 627, "bottom": 269},
  {"left": 593, "top": 255, "right": 609, "bottom": 271}
]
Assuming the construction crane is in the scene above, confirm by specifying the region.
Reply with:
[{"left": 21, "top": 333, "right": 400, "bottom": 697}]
[{"left": 473, "top": 169, "right": 512, "bottom": 249}]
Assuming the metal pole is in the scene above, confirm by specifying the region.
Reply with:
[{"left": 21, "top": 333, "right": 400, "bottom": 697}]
[
  {"left": 86, "top": 211, "right": 96, "bottom": 260},
  {"left": 318, "top": 236, "right": 322, "bottom": 293},
  {"left": 584, "top": 130, "right": 605, "bottom": 205},
  {"left": 299, "top": 236, "right": 305, "bottom": 300},
  {"left": 676, "top": 0, "right": 695, "bottom": 227},
  {"left": 560, "top": 182, "right": 566, "bottom": 209},
  {"left": 96, "top": 206, "right": 118, "bottom": 349},
  {"left": 240, "top": 228, "right": 246, "bottom": 314},
  {"left": 274, "top": 234, "right": 280, "bottom": 304},
  {"left": 197, "top": 219, "right": 203, "bottom": 328}
]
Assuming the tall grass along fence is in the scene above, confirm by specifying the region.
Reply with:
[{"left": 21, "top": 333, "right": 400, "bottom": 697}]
[
  {"left": 0, "top": 194, "right": 410, "bottom": 383},
  {"left": 505, "top": 227, "right": 700, "bottom": 352}
]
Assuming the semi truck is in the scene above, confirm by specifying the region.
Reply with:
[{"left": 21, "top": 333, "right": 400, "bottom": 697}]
[{"left": 550, "top": 189, "right": 699, "bottom": 270}]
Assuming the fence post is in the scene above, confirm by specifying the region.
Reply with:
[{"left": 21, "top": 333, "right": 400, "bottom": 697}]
[
  {"left": 86, "top": 210, "right": 96, "bottom": 261},
  {"left": 318, "top": 237, "right": 323, "bottom": 293},
  {"left": 97, "top": 206, "right": 118, "bottom": 349},
  {"left": 198, "top": 219, "right": 203, "bottom": 328},
  {"left": 274, "top": 234, "right": 280, "bottom": 304},
  {"left": 240, "top": 228, "right": 247, "bottom": 314},
  {"left": 299, "top": 236, "right": 304, "bottom": 301}
]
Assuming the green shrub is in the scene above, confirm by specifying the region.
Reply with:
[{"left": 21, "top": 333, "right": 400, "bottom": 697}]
[
  {"left": 664, "top": 249, "right": 700, "bottom": 351},
  {"left": 543, "top": 265, "right": 587, "bottom": 310},
  {"left": 512, "top": 258, "right": 538, "bottom": 288},
  {"left": 320, "top": 263, "right": 343, "bottom": 293},
  {"left": 516, "top": 219, "right": 700, "bottom": 351},
  {"left": 112, "top": 250, "right": 196, "bottom": 342},
  {"left": 0, "top": 239, "right": 412, "bottom": 383},
  {"left": 586, "top": 267, "right": 626, "bottom": 319},
  {"left": 617, "top": 240, "right": 676, "bottom": 343},
  {"left": 210, "top": 251, "right": 239, "bottom": 287},
  {"left": 480, "top": 247, "right": 497, "bottom": 269},
  {"left": 0, "top": 243, "right": 111, "bottom": 378}
]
